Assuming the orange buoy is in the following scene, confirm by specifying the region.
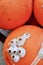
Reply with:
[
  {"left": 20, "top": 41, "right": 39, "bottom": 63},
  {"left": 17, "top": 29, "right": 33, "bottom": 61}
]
[
  {"left": 34, "top": 0, "right": 43, "bottom": 27},
  {"left": 0, "top": 0, "right": 32, "bottom": 30},
  {"left": 3, "top": 25, "right": 43, "bottom": 65}
]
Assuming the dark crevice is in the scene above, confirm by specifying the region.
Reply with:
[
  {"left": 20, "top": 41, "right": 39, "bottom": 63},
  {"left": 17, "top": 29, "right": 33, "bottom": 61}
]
[{"left": 0, "top": 33, "right": 6, "bottom": 43}]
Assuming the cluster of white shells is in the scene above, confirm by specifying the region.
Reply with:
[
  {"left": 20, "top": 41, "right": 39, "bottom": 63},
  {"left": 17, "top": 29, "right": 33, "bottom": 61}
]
[{"left": 7, "top": 33, "right": 31, "bottom": 62}]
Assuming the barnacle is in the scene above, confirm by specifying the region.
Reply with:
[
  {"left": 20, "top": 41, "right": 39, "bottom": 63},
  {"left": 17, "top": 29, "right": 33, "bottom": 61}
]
[
  {"left": 10, "top": 39, "right": 17, "bottom": 47},
  {"left": 11, "top": 54, "right": 20, "bottom": 62},
  {"left": 8, "top": 47, "right": 13, "bottom": 55},
  {"left": 17, "top": 36, "right": 26, "bottom": 46},
  {"left": 23, "top": 33, "right": 31, "bottom": 39},
  {"left": 18, "top": 47, "right": 26, "bottom": 58}
]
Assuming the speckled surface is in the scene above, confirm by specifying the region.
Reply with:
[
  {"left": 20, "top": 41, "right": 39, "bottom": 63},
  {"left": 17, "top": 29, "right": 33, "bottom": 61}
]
[{"left": 0, "top": 41, "right": 6, "bottom": 65}]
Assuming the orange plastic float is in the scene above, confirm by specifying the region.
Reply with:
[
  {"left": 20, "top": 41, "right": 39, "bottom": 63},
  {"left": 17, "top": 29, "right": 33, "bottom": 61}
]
[
  {"left": 0, "top": 0, "right": 32, "bottom": 30},
  {"left": 3, "top": 25, "right": 43, "bottom": 65},
  {"left": 34, "top": 0, "right": 43, "bottom": 27}
]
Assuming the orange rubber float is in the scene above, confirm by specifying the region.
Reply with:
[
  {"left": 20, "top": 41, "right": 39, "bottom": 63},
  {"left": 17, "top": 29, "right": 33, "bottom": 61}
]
[
  {"left": 3, "top": 25, "right": 43, "bottom": 65},
  {"left": 34, "top": 0, "right": 43, "bottom": 27},
  {"left": 0, "top": 0, "right": 32, "bottom": 30}
]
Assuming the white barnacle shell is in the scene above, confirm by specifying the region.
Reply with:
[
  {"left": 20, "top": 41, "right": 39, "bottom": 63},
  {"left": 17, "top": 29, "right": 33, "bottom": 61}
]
[
  {"left": 11, "top": 54, "right": 20, "bottom": 62},
  {"left": 10, "top": 39, "right": 17, "bottom": 47},
  {"left": 13, "top": 46, "right": 18, "bottom": 55},
  {"left": 16, "top": 36, "right": 26, "bottom": 46},
  {"left": 8, "top": 47, "right": 13, "bottom": 55},
  {"left": 23, "top": 33, "right": 31, "bottom": 39},
  {"left": 18, "top": 47, "right": 26, "bottom": 58}
]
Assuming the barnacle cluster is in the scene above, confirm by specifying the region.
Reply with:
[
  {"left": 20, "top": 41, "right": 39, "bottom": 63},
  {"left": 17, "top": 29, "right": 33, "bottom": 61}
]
[{"left": 7, "top": 33, "right": 31, "bottom": 62}]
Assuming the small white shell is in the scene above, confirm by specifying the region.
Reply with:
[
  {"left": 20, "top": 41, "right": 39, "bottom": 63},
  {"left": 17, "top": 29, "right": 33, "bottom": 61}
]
[
  {"left": 8, "top": 47, "right": 13, "bottom": 55},
  {"left": 17, "top": 36, "right": 26, "bottom": 46},
  {"left": 11, "top": 54, "right": 20, "bottom": 62},
  {"left": 10, "top": 39, "right": 17, "bottom": 47},
  {"left": 23, "top": 33, "right": 31, "bottom": 39},
  {"left": 18, "top": 47, "right": 26, "bottom": 58},
  {"left": 13, "top": 47, "right": 18, "bottom": 55}
]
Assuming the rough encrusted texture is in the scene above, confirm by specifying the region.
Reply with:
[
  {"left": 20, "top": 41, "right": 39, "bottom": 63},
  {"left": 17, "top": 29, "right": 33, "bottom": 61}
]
[{"left": 0, "top": 41, "right": 6, "bottom": 65}]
